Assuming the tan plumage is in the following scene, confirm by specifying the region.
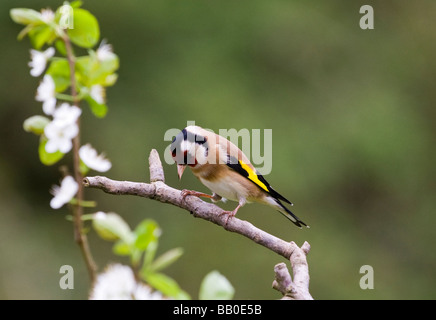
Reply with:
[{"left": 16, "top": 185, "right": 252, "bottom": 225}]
[{"left": 170, "top": 125, "right": 308, "bottom": 228}]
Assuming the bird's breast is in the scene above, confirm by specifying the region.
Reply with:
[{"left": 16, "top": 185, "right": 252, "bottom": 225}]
[{"left": 198, "top": 176, "right": 242, "bottom": 202}]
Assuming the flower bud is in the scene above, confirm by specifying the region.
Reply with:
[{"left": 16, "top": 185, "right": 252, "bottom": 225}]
[
  {"left": 23, "top": 115, "right": 50, "bottom": 135},
  {"left": 92, "top": 211, "right": 133, "bottom": 242}
]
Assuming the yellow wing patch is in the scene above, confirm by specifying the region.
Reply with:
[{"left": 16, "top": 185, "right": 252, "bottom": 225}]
[{"left": 239, "top": 161, "right": 269, "bottom": 192}]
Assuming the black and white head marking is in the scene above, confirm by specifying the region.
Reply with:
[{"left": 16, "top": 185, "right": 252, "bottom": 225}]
[{"left": 171, "top": 127, "right": 209, "bottom": 166}]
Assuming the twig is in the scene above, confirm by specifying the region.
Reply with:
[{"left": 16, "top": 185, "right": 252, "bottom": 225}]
[
  {"left": 63, "top": 34, "right": 97, "bottom": 283},
  {"left": 272, "top": 241, "right": 313, "bottom": 300},
  {"left": 83, "top": 149, "right": 313, "bottom": 299}
]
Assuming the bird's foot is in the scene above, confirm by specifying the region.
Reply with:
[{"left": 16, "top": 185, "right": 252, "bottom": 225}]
[
  {"left": 219, "top": 199, "right": 245, "bottom": 226},
  {"left": 219, "top": 209, "right": 237, "bottom": 226},
  {"left": 180, "top": 189, "right": 213, "bottom": 201}
]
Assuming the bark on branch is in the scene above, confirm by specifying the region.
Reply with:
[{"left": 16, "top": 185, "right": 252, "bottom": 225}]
[
  {"left": 83, "top": 149, "right": 313, "bottom": 299},
  {"left": 272, "top": 241, "right": 313, "bottom": 300}
]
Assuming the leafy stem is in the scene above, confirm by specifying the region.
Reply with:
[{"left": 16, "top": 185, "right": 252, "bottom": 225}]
[
  {"left": 63, "top": 33, "right": 97, "bottom": 283},
  {"left": 69, "top": 198, "right": 97, "bottom": 207},
  {"left": 55, "top": 93, "right": 75, "bottom": 101}
]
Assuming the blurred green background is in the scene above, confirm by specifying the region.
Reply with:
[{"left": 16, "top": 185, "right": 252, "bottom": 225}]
[{"left": 1, "top": 0, "right": 435, "bottom": 299}]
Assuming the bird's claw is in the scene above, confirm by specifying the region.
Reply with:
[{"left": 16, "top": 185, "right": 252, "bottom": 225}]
[
  {"left": 180, "top": 189, "right": 190, "bottom": 199},
  {"left": 180, "top": 189, "right": 194, "bottom": 203},
  {"left": 220, "top": 210, "right": 236, "bottom": 226}
]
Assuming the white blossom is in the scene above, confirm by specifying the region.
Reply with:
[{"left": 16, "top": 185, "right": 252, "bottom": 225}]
[
  {"left": 89, "top": 264, "right": 164, "bottom": 300},
  {"left": 36, "top": 74, "right": 56, "bottom": 115},
  {"left": 29, "top": 47, "right": 55, "bottom": 77},
  {"left": 44, "top": 103, "right": 81, "bottom": 153},
  {"left": 79, "top": 144, "right": 111, "bottom": 172},
  {"left": 40, "top": 8, "right": 55, "bottom": 23},
  {"left": 96, "top": 42, "right": 116, "bottom": 62},
  {"left": 134, "top": 284, "right": 164, "bottom": 300},
  {"left": 90, "top": 264, "right": 135, "bottom": 300},
  {"left": 52, "top": 103, "right": 81, "bottom": 127},
  {"left": 44, "top": 121, "right": 78, "bottom": 153},
  {"left": 90, "top": 85, "right": 105, "bottom": 104},
  {"left": 50, "top": 176, "right": 78, "bottom": 209},
  {"left": 94, "top": 211, "right": 107, "bottom": 220}
]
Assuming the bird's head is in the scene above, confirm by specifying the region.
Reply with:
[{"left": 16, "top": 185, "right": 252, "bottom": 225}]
[{"left": 170, "top": 126, "right": 209, "bottom": 179}]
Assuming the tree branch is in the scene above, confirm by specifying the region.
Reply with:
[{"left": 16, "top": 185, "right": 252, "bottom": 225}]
[
  {"left": 83, "top": 149, "right": 313, "bottom": 299},
  {"left": 272, "top": 241, "right": 313, "bottom": 300}
]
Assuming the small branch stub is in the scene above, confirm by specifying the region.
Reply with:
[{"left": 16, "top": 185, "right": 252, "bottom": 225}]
[
  {"left": 272, "top": 241, "right": 313, "bottom": 300},
  {"left": 149, "top": 149, "right": 165, "bottom": 183}
]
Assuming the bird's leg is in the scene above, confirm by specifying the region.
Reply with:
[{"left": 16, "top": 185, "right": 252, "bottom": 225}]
[
  {"left": 211, "top": 193, "right": 222, "bottom": 203},
  {"left": 220, "top": 197, "right": 246, "bottom": 225},
  {"left": 181, "top": 189, "right": 213, "bottom": 200}
]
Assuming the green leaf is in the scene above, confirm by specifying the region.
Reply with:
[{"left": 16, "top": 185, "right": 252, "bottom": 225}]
[
  {"left": 94, "top": 52, "right": 119, "bottom": 83},
  {"left": 38, "top": 136, "right": 64, "bottom": 166},
  {"left": 102, "top": 73, "right": 118, "bottom": 86},
  {"left": 199, "top": 271, "right": 235, "bottom": 300},
  {"left": 17, "top": 24, "right": 34, "bottom": 41},
  {"left": 23, "top": 115, "right": 50, "bottom": 135},
  {"left": 130, "top": 248, "right": 143, "bottom": 268},
  {"left": 46, "top": 58, "right": 70, "bottom": 92},
  {"left": 10, "top": 8, "right": 43, "bottom": 25},
  {"left": 143, "top": 240, "right": 158, "bottom": 270},
  {"left": 28, "top": 24, "right": 56, "bottom": 50},
  {"left": 92, "top": 212, "right": 133, "bottom": 243},
  {"left": 79, "top": 159, "right": 89, "bottom": 176},
  {"left": 113, "top": 240, "right": 132, "bottom": 256},
  {"left": 75, "top": 56, "right": 91, "bottom": 84},
  {"left": 133, "top": 219, "right": 161, "bottom": 251},
  {"left": 76, "top": 53, "right": 119, "bottom": 87},
  {"left": 55, "top": 39, "right": 67, "bottom": 56},
  {"left": 84, "top": 95, "right": 108, "bottom": 118},
  {"left": 143, "top": 271, "right": 190, "bottom": 300},
  {"left": 70, "top": 0, "right": 83, "bottom": 8},
  {"left": 67, "top": 8, "right": 100, "bottom": 48},
  {"left": 150, "top": 248, "right": 184, "bottom": 273}
]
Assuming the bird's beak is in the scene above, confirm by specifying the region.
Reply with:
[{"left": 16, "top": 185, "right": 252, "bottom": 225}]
[{"left": 177, "top": 164, "right": 187, "bottom": 180}]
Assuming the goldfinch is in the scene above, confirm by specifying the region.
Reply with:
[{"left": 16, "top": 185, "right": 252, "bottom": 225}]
[{"left": 170, "top": 125, "right": 308, "bottom": 228}]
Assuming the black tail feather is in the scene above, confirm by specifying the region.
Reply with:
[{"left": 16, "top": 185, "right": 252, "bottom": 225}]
[{"left": 275, "top": 199, "right": 308, "bottom": 228}]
